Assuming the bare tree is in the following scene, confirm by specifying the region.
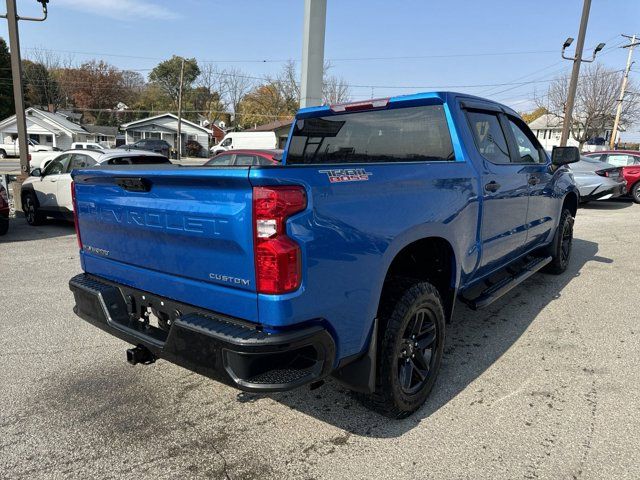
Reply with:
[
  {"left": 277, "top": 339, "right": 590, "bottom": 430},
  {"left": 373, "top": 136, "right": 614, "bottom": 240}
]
[
  {"left": 221, "top": 67, "right": 254, "bottom": 124},
  {"left": 26, "top": 47, "right": 75, "bottom": 109},
  {"left": 537, "top": 63, "right": 640, "bottom": 149},
  {"left": 273, "top": 60, "right": 350, "bottom": 106},
  {"left": 195, "top": 63, "right": 226, "bottom": 123}
]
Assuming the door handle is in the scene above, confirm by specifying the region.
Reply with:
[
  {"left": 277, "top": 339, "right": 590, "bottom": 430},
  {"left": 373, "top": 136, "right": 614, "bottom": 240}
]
[
  {"left": 484, "top": 181, "right": 500, "bottom": 193},
  {"left": 528, "top": 176, "right": 540, "bottom": 186}
]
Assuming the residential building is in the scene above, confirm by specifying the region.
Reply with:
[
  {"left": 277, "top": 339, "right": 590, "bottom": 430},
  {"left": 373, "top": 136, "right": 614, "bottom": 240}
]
[
  {"left": 527, "top": 114, "right": 615, "bottom": 151},
  {"left": 120, "top": 113, "right": 211, "bottom": 157},
  {"left": 0, "top": 107, "right": 89, "bottom": 150}
]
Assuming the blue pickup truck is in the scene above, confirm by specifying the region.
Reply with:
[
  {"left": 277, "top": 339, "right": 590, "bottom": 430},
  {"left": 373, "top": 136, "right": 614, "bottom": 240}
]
[{"left": 69, "top": 92, "right": 580, "bottom": 418}]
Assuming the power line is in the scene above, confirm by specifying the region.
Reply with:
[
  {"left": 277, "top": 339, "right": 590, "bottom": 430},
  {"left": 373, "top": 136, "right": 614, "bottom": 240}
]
[{"left": 22, "top": 46, "right": 570, "bottom": 65}]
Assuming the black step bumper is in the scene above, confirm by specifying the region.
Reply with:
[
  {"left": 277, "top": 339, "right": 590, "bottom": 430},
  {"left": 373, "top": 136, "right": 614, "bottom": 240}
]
[{"left": 69, "top": 273, "right": 335, "bottom": 392}]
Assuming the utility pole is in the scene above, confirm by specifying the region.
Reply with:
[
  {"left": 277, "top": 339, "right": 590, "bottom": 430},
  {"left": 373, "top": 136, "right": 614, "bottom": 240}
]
[
  {"left": 559, "top": 0, "right": 605, "bottom": 147},
  {"left": 609, "top": 34, "right": 639, "bottom": 150},
  {"left": 1, "top": 0, "right": 49, "bottom": 178},
  {"left": 300, "top": 0, "right": 327, "bottom": 108},
  {"left": 176, "top": 58, "right": 185, "bottom": 161}
]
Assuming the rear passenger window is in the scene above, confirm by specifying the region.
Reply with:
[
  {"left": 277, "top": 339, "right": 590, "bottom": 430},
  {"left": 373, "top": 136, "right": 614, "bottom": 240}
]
[
  {"left": 286, "top": 105, "right": 455, "bottom": 164},
  {"left": 235, "top": 155, "right": 255, "bottom": 166},
  {"left": 466, "top": 111, "right": 511, "bottom": 164}
]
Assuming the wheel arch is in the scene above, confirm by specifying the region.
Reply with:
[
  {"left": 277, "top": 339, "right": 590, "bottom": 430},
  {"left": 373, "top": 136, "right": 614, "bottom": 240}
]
[
  {"left": 377, "top": 236, "right": 458, "bottom": 324},
  {"left": 562, "top": 190, "right": 579, "bottom": 217}
]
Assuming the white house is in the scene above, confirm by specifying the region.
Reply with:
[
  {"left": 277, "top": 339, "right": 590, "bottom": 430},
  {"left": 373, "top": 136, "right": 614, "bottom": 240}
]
[
  {"left": 527, "top": 114, "right": 614, "bottom": 150},
  {"left": 0, "top": 107, "right": 89, "bottom": 150},
  {"left": 120, "top": 113, "right": 211, "bottom": 156}
]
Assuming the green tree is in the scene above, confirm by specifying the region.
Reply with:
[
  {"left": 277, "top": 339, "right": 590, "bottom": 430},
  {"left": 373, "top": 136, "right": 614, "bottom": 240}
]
[
  {"left": 22, "top": 60, "right": 61, "bottom": 109},
  {"left": 149, "top": 56, "right": 200, "bottom": 109},
  {"left": 0, "top": 38, "right": 14, "bottom": 119}
]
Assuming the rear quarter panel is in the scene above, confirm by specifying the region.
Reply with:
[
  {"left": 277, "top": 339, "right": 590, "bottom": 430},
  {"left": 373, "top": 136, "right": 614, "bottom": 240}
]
[{"left": 250, "top": 158, "right": 481, "bottom": 360}]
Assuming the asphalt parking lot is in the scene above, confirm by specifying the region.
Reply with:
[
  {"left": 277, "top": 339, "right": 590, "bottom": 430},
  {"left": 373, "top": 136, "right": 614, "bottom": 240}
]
[{"left": 1, "top": 201, "right": 639, "bottom": 480}]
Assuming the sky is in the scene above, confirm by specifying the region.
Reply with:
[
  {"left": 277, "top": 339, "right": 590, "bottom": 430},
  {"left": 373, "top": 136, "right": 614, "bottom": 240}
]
[{"left": 2, "top": 0, "right": 640, "bottom": 139}]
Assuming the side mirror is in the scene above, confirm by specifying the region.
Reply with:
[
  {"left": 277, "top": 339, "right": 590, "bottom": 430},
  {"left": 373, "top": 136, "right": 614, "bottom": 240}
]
[
  {"left": 31, "top": 168, "right": 42, "bottom": 177},
  {"left": 551, "top": 146, "right": 580, "bottom": 166}
]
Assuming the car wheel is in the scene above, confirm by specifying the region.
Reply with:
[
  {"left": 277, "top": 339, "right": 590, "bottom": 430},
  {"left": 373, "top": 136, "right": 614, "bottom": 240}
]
[
  {"left": 544, "top": 208, "right": 574, "bottom": 275},
  {"left": 631, "top": 182, "right": 640, "bottom": 204},
  {"left": 24, "top": 193, "right": 44, "bottom": 226},
  {"left": 0, "top": 217, "right": 8, "bottom": 236},
  {"left": 361, "top": 280, "right": 445, "bottom": 418},
  {"left": 0, "top": 149, "right": 6, "bottom": 159}
]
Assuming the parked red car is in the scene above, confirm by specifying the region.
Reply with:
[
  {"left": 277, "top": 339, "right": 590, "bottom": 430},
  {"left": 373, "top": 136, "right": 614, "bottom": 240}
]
[
  {"left": 0, "top": 183, "right": 9, "bottom": 236},
  {"left": 204, "top": 149, "right": 283, "bottom": 167},
  {"left": 585, "top": 150, "right": 640, "bottom": 203}
]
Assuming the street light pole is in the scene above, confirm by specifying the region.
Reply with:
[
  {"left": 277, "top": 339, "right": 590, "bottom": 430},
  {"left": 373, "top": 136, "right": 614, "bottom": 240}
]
[
  {"left": 4, "top": 0, "right": 29, "bottom": 177},
  {"left": 559, "top": 0, "right": 591, "bottom": 147},
  {"left": 609, "top": 34, "right": 639, "bottom": 150},
  {"left": 300, "top": 0, "right": 327, "bottom": 108},
  {"left": 1, "top": 0, "right": 48, "bottom": 179}
]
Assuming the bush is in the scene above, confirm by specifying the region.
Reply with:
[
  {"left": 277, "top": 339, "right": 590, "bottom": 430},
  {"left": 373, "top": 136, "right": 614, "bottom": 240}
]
[{"left": 185, "top": 140, "right": 202, "bottom": 157}]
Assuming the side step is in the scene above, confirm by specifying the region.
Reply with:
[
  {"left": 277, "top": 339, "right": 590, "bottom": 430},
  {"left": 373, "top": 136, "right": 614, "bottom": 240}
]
[{"left": 460, "top": 256, "right": 552, "bottom": 310}]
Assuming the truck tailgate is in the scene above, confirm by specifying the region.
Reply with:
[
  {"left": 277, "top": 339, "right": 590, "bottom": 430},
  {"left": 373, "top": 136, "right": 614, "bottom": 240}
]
[{"left": 72, "top": 166, "right": 258, "bottom": 320}]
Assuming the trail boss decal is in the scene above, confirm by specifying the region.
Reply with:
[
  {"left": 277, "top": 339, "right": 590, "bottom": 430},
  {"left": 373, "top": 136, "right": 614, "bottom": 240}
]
[{"left": 319, "top": 168, "right": 373, "bottom": 183}]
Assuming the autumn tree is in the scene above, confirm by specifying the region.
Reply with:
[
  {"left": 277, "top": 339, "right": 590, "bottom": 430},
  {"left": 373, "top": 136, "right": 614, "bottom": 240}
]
[
  {"left": 0, "top": 38, "right": 14, "bottom": 119},
  {"left": 60, "top": 61, "right": 127, "bottom": 124},
  {"left": 237, "top": 83, "right": 297, "bottom": 129},
  {"left": 537, "top": 63, "right": 640, "bottom": 149},
  {"left": 520, "top": 106, "right": 547, "bottom": 124},
  {"left": 149, "top": 56, "right": 200, "bottom": 108}
]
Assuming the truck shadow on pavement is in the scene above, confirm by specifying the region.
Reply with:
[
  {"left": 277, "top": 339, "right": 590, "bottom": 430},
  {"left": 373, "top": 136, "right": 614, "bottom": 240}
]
[
  {"left": 248, "top": 237, "right": 611, "bottom": 438},
  {"left": 0, "top": 217, "right": 76, "bottom": 244},
  {"left": 581, "top": 199, "right": 634, "bottom": 210}
]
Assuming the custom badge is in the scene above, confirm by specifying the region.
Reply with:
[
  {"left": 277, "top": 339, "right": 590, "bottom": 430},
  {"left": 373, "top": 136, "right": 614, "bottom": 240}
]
[{"left": 319, "top": 168, "right": 373, "bottom": 183}]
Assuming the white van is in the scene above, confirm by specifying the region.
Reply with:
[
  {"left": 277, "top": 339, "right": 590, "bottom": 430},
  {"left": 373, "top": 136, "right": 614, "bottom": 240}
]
[{"left": 210, "top": 131, "right": 277, "bottom": 155}]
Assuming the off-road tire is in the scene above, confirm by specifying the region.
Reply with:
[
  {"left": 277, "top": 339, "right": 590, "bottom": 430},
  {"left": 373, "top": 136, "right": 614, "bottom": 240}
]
[
  {"left": 631, "top": 182, "right": 640, "bottom": 204},
  {"left": 361, "top": 280, "right": 445, "bottom": 418},
  {"left": 543, "top": 208, "right": 574, "bottom": 275},
  {"left": 24, "top": 193, "right": 45, "bottom": 226}
]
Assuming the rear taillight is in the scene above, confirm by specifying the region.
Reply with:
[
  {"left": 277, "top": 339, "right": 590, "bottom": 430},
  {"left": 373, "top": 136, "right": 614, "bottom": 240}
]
[
  {"left": 71, "top": 181, "right": 82, "bottom": 249},
  {"left": 253, "top": 186, "right": 306, "bottom": 294},
  {"left": 595, "top": 169, "right": 610, "bottom": 177}
]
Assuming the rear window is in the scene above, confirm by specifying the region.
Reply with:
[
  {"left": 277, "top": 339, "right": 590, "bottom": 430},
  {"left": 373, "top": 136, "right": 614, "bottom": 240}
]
[
  {"left": 286, "top": 105, "right": 455, "bottom": 165},
  {"left": 107, "top": 156, "right": 171, "bottom": 165},
  {"left": 204, "top": 154, "right": 234, "bottom": 166}
]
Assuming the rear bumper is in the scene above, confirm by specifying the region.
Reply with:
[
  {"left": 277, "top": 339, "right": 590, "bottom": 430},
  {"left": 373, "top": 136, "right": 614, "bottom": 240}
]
[
  {"left": 69, "top": 273, "right": 335, "bottom": 392},
  {"left": 581, "top": 182, "right": 626, "bottom": 201}
]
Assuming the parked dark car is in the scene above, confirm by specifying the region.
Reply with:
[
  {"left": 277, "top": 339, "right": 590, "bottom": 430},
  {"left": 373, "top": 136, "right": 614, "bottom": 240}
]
[
  {"left": 125, "top": 139, "right": 171, "bottom": 158},
  {"left": 203, "top": 149, "right": 283, "bottom": 167},
  {"left": 0, "top": 183, "right": 9, "bottom": 236}
]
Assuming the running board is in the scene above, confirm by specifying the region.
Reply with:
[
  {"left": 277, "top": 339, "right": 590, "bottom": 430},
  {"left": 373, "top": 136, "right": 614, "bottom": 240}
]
[{"left": 460, "top": 256, "right": 552, "bottom": 310}]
